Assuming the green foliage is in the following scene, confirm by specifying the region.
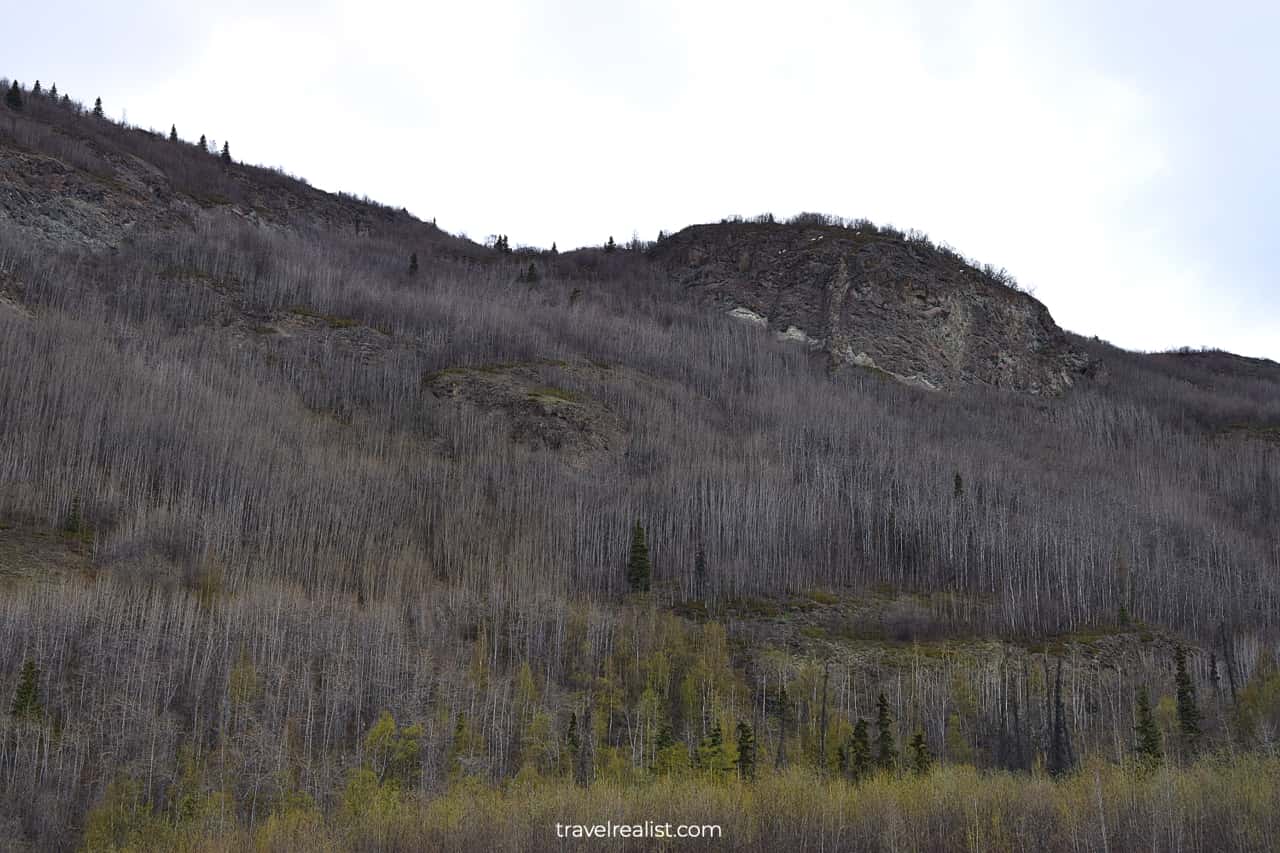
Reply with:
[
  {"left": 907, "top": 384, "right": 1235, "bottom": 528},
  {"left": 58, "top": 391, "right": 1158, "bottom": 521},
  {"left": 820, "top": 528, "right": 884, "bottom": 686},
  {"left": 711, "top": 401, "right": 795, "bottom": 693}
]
[
  {"left": 652, "top": 720, "right": 689, "bottom": 777},
  {"left": 943, "top": 712, "right": 973, "bottom": 765},
  {"left": 1235, "top": 651, "right": 1280, "bottom": 745},
  {"left": 10, "top": 657, "right": 42, "bottom": 721},
  {"left": 82, "top": 777, "right": 161, "bottom": 851},
  {"left": 626, "top": 520, "right": 651, "bottom": 593},
  {"left": 339, "top": 766, "right": 402, "bottom": 826},
  {"left": 447, "top": 712, "right": 484, "bottom": 783},
  {"left": 875, "top": 693, "right": 897, "bottom": 771},
  {"left": 365, "top": 710, "right": 423, "bottom": 788},
  {"left": 1134, "top": 687, "right": 1163, "bottom": 768}
]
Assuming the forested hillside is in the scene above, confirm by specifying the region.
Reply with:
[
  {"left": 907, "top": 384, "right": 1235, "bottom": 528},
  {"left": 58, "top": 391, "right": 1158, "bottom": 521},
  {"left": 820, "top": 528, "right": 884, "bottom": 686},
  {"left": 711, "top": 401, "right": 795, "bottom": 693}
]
[{"left": 2, "top": 78, "right": 1279, "bottom": 852}]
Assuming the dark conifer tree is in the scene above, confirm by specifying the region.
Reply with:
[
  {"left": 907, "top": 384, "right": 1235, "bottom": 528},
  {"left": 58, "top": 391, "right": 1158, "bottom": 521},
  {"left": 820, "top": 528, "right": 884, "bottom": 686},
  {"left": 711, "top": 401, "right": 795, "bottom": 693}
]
[
  {"left": 5, "top": 82, "right": 22, "bottom": 112},
  {"left": 549, "top": 242, "right": 558, "bottom": 255},
  {"left": 1174, "top": 646, "right": 1201, "bottom": 747},
  {"left": 1134, "top": 688, "right": 1162, "bottom": 768},
  {"left": 909, "top": 727, "right": 932, "bottom": 775},
  {"left": 775, "top": 682, "right": 791, "bottom": 769},
  {"left": 848, "top": 718, "right": 872, "bottom": 781},
  {"left": 1048, "top": 659, "right": 1075, "bottom": 776},
  {"left": 11, "top": 658, "right": 41, "bottom": 720},
  {"left": 31, "top": 80, "right": 42, "bottom": 96},
  {"left": 409, "top": 252, "right": 419, "bottom": 275},
  {"left": 605, "top": 236, "right": 617, "bottom": 253},
  {"left": 65, "top": 495, "right": 82, "bottom": 534},
  {"left": 735, "top": 721, "right": 755, "bottom": 781},
  {"left": 221, "top": 141, "right": 231, "bottom": 165},
  {"left": 693, "top": 543, "right": 707, "bottom": 601},
  {"left": 563, "top": 712, "right": 578, "bottom": 758},
  {"left": 198, "top": 134, "right": 207, "bottom": 152},
  {"left": 875, "top": 693, "right": 897, "bottom": 771},
  {"left": 92, "top": 97, "right": 103, "bottom": 118},
  {"left": 169, "top": 124, "right": 178, "bottom": 142},
  {"left": 953, "top": 471, "right": 964, "bottom": 498},
  {"left": 626, "top": 521, "right": 650, "bottom": 593},
  {"left": 49, "top": 83, "right": 57, "bottom": 99},
  {"left": 697, "top": 721, "right": 728, "bottom": 776},
  {"left": 524, "top": 263, "right": 539, "bottom": 283}
]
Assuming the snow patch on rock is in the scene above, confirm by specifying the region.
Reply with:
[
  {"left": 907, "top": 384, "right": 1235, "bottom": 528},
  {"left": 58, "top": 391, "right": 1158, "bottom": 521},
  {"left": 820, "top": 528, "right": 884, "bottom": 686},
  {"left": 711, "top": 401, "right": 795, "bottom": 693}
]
[{"left": 727, "top": 306, "right": 768, "bottom": 327}]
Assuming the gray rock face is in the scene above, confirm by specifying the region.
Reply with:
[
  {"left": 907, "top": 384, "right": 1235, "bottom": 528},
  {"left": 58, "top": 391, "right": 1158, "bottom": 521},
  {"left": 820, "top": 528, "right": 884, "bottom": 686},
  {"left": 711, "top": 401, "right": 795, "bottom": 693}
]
[{"left": 654, "top": 222, "right": 1095, "bottom": 394}]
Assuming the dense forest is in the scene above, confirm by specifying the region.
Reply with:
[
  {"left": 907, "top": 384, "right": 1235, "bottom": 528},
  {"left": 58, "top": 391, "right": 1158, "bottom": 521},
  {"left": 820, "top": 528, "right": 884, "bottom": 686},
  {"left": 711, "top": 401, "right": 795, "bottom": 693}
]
[{"left": 2, "top": 79, "right": 1279, "bottom": 851}]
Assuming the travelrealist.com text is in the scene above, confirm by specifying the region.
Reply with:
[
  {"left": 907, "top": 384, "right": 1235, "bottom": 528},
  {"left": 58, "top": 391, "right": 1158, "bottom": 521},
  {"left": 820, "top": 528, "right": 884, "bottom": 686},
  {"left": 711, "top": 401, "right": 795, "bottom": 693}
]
[{"left": 555, "top": 821, "right": 723, "bottom": 840}]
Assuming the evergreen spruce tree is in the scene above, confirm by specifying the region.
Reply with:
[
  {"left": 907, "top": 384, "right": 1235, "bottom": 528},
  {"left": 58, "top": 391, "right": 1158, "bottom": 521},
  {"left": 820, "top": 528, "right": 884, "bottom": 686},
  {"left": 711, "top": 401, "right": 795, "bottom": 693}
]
[
  {"left": 697, "top": 721, "right": 729, "bottom": 777},
  {"left": 409, "top": 252, "right": 419, "bottom": 275},
  {"left": 550, "top": 242, "right": 558, "bottom": 255},
  {"left": 92, "top": 97, "right": 103, "bottom": 118},
  {"left": 31, "top": 80, "right": 42, "bottom": 96},
  {"left": 220, "top": 141, "right": 231, "bottom": 165},
  {"left": 653, "top": 720, "right": 688, "bottom": 776},
  {"left": 875, "top": 693, "right": 897, "bottom": 771},
  {"left": 11, "top": 658, "right": 42, "bottom": 721},
  {"left": 693, "top": 543, "right": 707, "bottom": 601},
  {"left": 848, "top": 718, "right": 872, "bottom": 781},
  {"left": 1174, "top": 646, "right": 1201, "bottom": 748},
  {"left": 1134, "top": 688, "right": 1163, "bottom": 768},
  {"left": 65, "top": 495, "right": 82, "bottom": 535},
  {"left": 198, "top": 134, "right": 207, "bottom": 152},
  {"left": 525, "top": 262, "right": 539, "bottom": 283},
  {"left": 735, "top": 721, "right": 756, "bottom": 781},
  {"left": 169, "top": 124, "right": 178, "bottom": 142},
  {"left": 626, "top": 521, "right": 651, "bottom": 593},
  {"left": 605, "top": 236, "right": 617, "bottom": 253},
  {"left": 909, "top": 727, "right": 932, "bottom": 775},
  {"left": 1048, "top": 659, "right": 1075, "bottom": 777},
  {"left": 953, "top": 471, "right": 964, "bottom": 498},
  {"left": 49, "top": 83, "right": 58, "bottom": 99},
  {"left": 5, "top": 82, "right": 22, "bottom": 112},
  {"left": 565, "top": 712, "right": 580, "bottom": 762}
]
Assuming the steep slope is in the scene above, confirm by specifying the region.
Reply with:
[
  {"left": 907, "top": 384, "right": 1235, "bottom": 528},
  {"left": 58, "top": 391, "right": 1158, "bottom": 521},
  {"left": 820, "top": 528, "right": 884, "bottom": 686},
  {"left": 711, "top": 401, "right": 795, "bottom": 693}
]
[
  {"left": 0, "top": 88, "right": 478, "bottom": 256},
  {"left": 2, "top": 80, "right": 1280, "bottom": 852},
  {"left": 653, "top": 219, "right": 1095, "bottom": 394}
]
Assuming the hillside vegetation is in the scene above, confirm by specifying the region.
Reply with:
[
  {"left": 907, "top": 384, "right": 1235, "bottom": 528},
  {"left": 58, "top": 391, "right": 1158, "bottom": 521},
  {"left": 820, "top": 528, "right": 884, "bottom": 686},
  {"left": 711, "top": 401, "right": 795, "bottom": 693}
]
[{"left": 1, "top": 79, "right": 1279, "bottom": 851}]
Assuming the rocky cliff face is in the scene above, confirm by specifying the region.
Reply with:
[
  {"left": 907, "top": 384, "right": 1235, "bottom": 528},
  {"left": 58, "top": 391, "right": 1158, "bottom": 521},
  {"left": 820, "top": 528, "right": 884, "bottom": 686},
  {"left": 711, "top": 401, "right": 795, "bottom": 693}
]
[{"left": 653, "top": 221, "right": 1095, "bottom": 394}]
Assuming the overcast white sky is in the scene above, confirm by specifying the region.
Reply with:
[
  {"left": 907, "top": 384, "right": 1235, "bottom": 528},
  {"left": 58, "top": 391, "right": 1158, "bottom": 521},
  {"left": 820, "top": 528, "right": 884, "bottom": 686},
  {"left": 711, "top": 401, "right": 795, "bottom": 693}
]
[{"left": 9, "top": 0, "right": 1279, "bottom": 358}]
